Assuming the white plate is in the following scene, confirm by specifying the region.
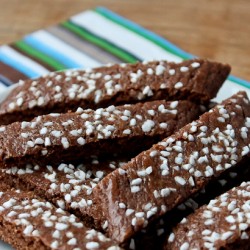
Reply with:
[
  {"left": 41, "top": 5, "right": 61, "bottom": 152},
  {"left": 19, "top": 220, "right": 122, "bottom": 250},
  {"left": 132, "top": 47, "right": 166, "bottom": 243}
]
[
  {"left": 0, "top": 79, "right": 249, "bottom": 249},
  {"left": 0, "top": 242, "right": 13, "bottom": 250},
  {"left": 215, "top": 79, "right": 250, "bottom": 102}
]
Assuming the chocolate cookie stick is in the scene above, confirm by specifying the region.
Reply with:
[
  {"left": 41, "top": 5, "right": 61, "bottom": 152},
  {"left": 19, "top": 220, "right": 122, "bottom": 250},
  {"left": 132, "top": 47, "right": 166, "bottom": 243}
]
[
  {"left": 130, "top": 159, "right": 250, "bottom": 250},
  {"left": 0, "top": 185, "right": 121, "bottom": 250},
  {"left": 165, "top": 181, "right": 250, "bottom": 250},
  {"left": 92, "top": 91, "right": 250, "bottom": 244},
  {"left": 0, "top": 100, "right": 200, "bottom": 167},
  {"left": 0, "top": 156, "right": 129, "bottom": 230},
  {"left": 0, "top": 59, "right": 230, "bottom": 124}
]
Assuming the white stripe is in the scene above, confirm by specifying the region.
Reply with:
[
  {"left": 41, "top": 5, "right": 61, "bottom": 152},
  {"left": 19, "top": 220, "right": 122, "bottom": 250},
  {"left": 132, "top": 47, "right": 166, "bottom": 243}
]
[
  {"left": 71, "top": 11, "right": 182, "bottom": 62},
  {"left": 30, "top": 30, "right": 101, "bottom": 68},
  {"left": 0, "top": 46, "right": 49, "bottom": 76}
]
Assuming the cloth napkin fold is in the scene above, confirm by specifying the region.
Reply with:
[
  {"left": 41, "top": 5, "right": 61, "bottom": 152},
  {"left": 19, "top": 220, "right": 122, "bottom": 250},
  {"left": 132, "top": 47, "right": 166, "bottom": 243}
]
[{"left": 0, "top": 6, "right": 249, "bottom": 100}]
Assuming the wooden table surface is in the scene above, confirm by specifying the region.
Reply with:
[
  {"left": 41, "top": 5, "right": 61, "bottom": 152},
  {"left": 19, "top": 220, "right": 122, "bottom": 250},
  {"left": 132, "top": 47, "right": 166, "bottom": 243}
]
[{"left": 0, "top": 0, "right": 249, "bottom": 81}]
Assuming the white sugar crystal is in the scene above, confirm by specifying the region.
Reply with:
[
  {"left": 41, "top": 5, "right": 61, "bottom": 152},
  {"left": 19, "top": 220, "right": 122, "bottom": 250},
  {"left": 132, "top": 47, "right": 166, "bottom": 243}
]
[
  {"left": 175, "top": 176, "right": 186, "bottom": 185},
  {"left": 147, "top": 110, "right": 155, "bottom": 116},
  {"left": 32, "top": 230, "right": 40, "bottom": 236},
  {"left": 37, "top": 96, "right": 44, "bottom": 106},
  {"left": 27, "top": 141, "right": 35, "bottom": 148},
  {"left": 123, "top": 129, "right": 131, "bottom": 135},
  {"left": 160, "top": 123, "right": 168, "bottom": 129},
  {"left": 147, "top": 68, "right": 154, "bottom": 75},
  {"left": 55, "top": 222, "right": 68, "bottom": 230},
  {"left": 131, "top": 217, "right": 137, "bottom": 226},
  {"left": 145, "top": 166, "right": 153, "bottom": 175},
  {"left": 3, "top": 198, "right": 16, "bottom": 208},
  {"left": 86, "top": 242, "right": 99, "bottom": 249},
  {"left": 95, "top": 171, "right": 104, "bottom": 179},
  {"left": 180, "top": 242, "right": 189, "bottom": 250},
  {"left": 239, "top": 223, "right": 248, "bottom": 230},
  {"left": 180, "top": 66, "right": 189, "bottom": 72},
  {"left": 169, "top": 69, "right": 175, "bottom": 75},
  {"left": 44, "top": 121, "right": 53, "bottom": 126},
  {"left": 191, "top": 62, "right": 200, "bottom": 68},
  {"left": 125, "top": 209, "right": 134, "bottom": 216},
  {"left": 149, "top": 150, "right": 157, "bottom": 157},
  {"left": 44, "top": 137, "right": 51, "bottom": 146},
  {"left": 67, "top": 238, "right": 77, "bottom": 245},
  {"left": 241, "top": 232, "right": 249, "bottom": 239},
  {"left": 50, "top": 241, "right": 59, "bottom": 248},
  {"left": 51, "top": 130, "right": 61, "bottom": 138},
  {"left": 160, "top": 188, "right": 171, "bottom": 197},
  {"left": 8, "top": 102, "right": 15, "bottom": 110},
  {"left": 35, "top": 138, "right": 44, "bottom": 145},
  {"left": 147, "top": 210, "right": 155, "bottom": 219},
  {"left": 202, "top": 229, "right": 212, "bottom": 235},
  {"left": 23, "top": 225, "right": 33, "bottom": 235},
  {"left": 155, "top": 65, "right": 166, "bottom": 75},
  {"left": 79, "top": 112, "right": 89, "bottom": 119},
  {"left": 29, "top": 100, "right": 37, "bottom": 108},
  {"left": 16, "top": 97, "right": 24, "bottom": 106},
  {"left": 21, "top": 132, "right": 28, "bottom": 138},
  {"left": 44, "top": 221, "right": 53, "bottom": 227},
  {"left": 204, "top": 219, "right": 214, "bottom": 225},
  {"left": 226, "top": 215, "right": 235, "bottom": 223},
  {"left": 135, "top": 212, "right": 144, "bottom": 218},
  {"left": 168, "top": 232, "right": 175, "bottom": 242},
  {"left": 61, "top": 137, "right": 69, "bottom": 149},
  {"left": 119, "top": 203, "right": 126, "bottom": 209},
  {"left": 175, "top": 156, "right": 183, "bottom": 164},
  {"left": 221, "top": 231, "right": 233, "bottom": 240},
  {"left": 70, "top": 130, "right": 78, "bottom": 136},
  {"left": 170, "top": 101, "right": 178, "bottom": 109},
  {"left": 77, "top": 137, "right": 86, "bottom": 145},
  {"left": 143, "top": 86, "right": 153, "bottom": 96},
  {"left": 188, "top": 177, "right": 195, "bottom": 186},
  {"left": 142, "top": 120, "right": 155, "bottom": 132},
  {"left": 129, "top": 118, "right": 136, "bottom": 126},
  {"left": 7, "top": 211, "right": 17, "bottom": 217},
  {"left": 131, "top": 178, "right": 142, "bottom": 186},
  {"left": 40, "top": 127, "right": 48, "bottom": 135},
  {"left": 118, "top": 168, "right": 126, "bottom": 175},
  {"left": 174, "top": 82, "right": 183, "bottom": 89},
  {"left": 131, "top": 186, "right": 140, "bottom": 193},
  {"left": 0, "top": 126, "right": 5, "bottom": 132}
]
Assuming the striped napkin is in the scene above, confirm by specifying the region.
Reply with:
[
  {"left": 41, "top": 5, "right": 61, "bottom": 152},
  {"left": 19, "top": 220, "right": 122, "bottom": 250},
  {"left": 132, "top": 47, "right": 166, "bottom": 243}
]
[{"left": 0, "top": 6, "right": 249, "bottom": 100}]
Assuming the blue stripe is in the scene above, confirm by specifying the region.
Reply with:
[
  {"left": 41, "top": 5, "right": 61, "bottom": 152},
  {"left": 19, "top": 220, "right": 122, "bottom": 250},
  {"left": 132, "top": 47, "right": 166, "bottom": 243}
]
[
  {"left": 0, "top": 53, "right": 39, "bottom": 78},
  {"left": 228, "top": 75, "right": 250, "bottom": 89},
  {"left": 23, "top": 35, "right": 83, "bottom": 69},
  {"left": 96, "top": 6, "right": 194, "bottom": 60},
  {"left": 0, "top": 75, "right": 13, "bottom": 86}
]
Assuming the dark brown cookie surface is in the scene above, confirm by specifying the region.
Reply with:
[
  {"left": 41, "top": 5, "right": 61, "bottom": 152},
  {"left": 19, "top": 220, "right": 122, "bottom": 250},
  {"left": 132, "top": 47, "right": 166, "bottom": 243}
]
[{"left": 0, "top": 59, "right": 230, "bottom": 124}]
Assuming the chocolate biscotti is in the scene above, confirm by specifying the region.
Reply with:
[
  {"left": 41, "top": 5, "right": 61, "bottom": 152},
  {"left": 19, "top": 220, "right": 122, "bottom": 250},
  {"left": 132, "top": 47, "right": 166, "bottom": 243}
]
[
  {"left": 0, "top": 184, "right": 121, "bottom": 250},
  {"left": 130, "top": 158, "right": 250, "bottom": 250},
  {"left": 91, "top": 91, "right": 250, "bottom": 244},
  {"left": 0, "top": 155, "right": 130, "bottom": 229},
  {"left": 0, "top": 59, "right": 230, "bottom": 124},
  {"left": 0, "top": 99, "right": 201, "bottom": 167},
  {"left": 165, "top": 181, "right": 250, "bottom": 250}
]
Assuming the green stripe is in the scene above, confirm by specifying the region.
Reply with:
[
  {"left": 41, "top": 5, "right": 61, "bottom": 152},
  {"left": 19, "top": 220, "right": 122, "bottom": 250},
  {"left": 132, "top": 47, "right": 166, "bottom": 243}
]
[
  {"left": 61, "top": 21, "right": 138, "bottom": 63},
  {"left": 94, "top": 8, "right": 190, "bottom": 60},
  {"left": 14, "top": 40, "right": 66, "bottom": 71}
]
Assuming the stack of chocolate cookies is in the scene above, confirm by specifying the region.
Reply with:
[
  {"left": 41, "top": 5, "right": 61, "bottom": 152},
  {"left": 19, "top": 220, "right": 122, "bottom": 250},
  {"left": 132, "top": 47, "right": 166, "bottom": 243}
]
[{"left": 0, "top": 59, "right": 248, "bottom": 250}]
